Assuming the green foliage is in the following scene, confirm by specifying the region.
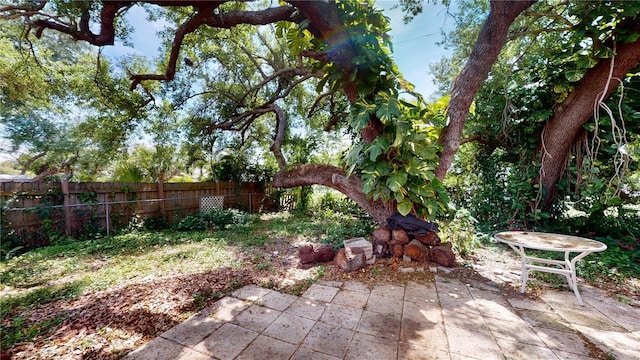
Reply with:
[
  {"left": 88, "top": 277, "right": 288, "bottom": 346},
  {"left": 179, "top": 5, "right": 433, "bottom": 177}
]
[
  {"left": 210, "top": 153, "right": 275, "bottom": 183},
  {"left": 0, "top": 278, "right": 85, "bottom": 350},
  {"left": 276, "top": 1, "right": 453, "bottom": 220},
  {"left": 440, "top": 0, "right": 640, "bottom": 231},
  {"left": 173, "top": 213, "right": 208, "bottom": 231},
  {"left": 173, "top": 208, "right": 252, "bottom": 231},
  {"left": 1, "top": 281, "right": 85, "bottom": 319},
  {"left": 7, "top": 188, "right": 67, "bottom": 254},
  {"left": 440, "top": 208, "right": 482, "bottom": 256},
  {"left": 1, "top": 315, "right": 66, "bottom": 351},
  {"left": 314, "top": 191, "right": 363, "bottom": 215},
  {"left": 577, "top": 238, "right": 640, "bottom": 283},
  {"left": 309, "top": 192, "right": 377, "bottom": 249},
  {"left": 332, "top": 5, "right": 449, "bottom": 219},
  {"left": 319, "top": 213, "right": 376, "bottom": 250},
  {"left": 0, "top": 197, "right": 21, "bottom": 260},
  {"left": 0, "top": 19, "right": 150, "bottom": 180}
]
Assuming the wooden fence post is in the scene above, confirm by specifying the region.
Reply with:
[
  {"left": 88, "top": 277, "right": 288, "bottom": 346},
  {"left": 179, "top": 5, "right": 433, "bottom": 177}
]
[
  {"left": 158, "top": 173, "right": 166, "bottom": 220},
  {"left": 61, "top": 177, "right": 72, "bottom": 236}
]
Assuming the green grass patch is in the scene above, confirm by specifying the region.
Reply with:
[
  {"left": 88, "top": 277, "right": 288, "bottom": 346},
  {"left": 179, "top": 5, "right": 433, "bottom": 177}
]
[
  {"left": 1, "top": 314, "right": 66, "bottom": 350},
  {"left": 1, "top": 212, "right": 360, "bottom": 306},
  {"left": 1, "top": 280, "right": 86, "bottom": 319}
]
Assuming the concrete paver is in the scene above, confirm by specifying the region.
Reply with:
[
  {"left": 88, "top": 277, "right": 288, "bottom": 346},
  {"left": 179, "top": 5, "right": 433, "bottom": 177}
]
[
  {"left": 332, "top": 289, "right": 370, "bottom": 308},
  {"left": 262, "top": 312, "right": 315, "bottom": 344},
  {"left": 231, "top": 304, "right": 281, "bottom": 332},
  {"left": 159, "top": 308, "right": 224, "bottom": 347},
  {"left": 235, "top": 335, "right": 297, "bottom": 360},
  {"left": 534, "top": 327, "right": 592, "bottom": 357},
  {"left": 320, "top": 303, "right": 363, "bottom": 330},
  {"left": 192, "top": 323, "right": 258, "bottom": 359},
  {"left": 398, "top": 342, "right": 451, "bottom": 360},
  {"left": 125, "top": 277, "right": 640, "bottom": 360},
  {"left": 302, "top": 283, "right": 340, "bottom": 302},
  {"left": 302, "top": 322, "right": 354, "bottom": 358},
  {"left": 357, "top": 309, "right": 401, "bottom": 340},
  {"left": 345, "top": 332, "right": 397, "bottom": 360},
  {"left": 255, "top": 290, "right": 298, "bottom": 311},
  {"left": 541, "top": 288, "right": 640, "bottom": 360},
  {"left": 286, "top": 297, "right": 328, "bottom": 320}
]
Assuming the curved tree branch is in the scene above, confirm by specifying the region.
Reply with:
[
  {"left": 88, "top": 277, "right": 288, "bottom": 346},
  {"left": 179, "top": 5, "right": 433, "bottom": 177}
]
[
  {"left": 34, "top": 1, "right": 132, "bottom": 45},
  {"left": 20, "top": 151, "right": 47, "bottom": 175},
  {"left": 270, "top": 104, "right": 288, "bottom": 172},
  {"left": 273, "top": 164, "right": 395, "bottom": 225},
  {"left": 287, "top": 0, "right": 359, "bottom": 101},
  {"left": 459, "top": 134, "right": 483, "bottom": 146},
  {"left": 130, "top": 3, "right": 221, "bottom": 89}
]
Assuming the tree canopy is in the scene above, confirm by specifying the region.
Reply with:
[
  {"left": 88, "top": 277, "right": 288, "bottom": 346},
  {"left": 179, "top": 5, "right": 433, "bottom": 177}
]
[{"left": 1, "top": 0, "right": 639, "bottom": 227}]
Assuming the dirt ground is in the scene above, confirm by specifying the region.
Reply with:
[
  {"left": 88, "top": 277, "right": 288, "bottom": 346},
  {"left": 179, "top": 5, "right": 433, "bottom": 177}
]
[{"left": 4, "top": 238, "right": 639, "bottom": 360}]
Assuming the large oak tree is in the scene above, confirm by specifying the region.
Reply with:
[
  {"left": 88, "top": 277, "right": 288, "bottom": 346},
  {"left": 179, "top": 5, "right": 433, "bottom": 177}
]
[{"left": 2, "top": 0, "right": 638, "bottom": 224}]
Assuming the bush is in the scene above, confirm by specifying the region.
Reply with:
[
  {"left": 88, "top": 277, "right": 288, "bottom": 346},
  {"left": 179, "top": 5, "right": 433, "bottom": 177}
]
[
  {"left": 174, "top": 214, "right": 209, "bottom": 231},
  {"left": 440, "top": 208, "right": 483, "bottom": 256},
  {"left": 313, "top": 191, "right": 366, "bottom": 216},
  {"left": 174, "top": 208, "right": 252, "bottom": 232}
]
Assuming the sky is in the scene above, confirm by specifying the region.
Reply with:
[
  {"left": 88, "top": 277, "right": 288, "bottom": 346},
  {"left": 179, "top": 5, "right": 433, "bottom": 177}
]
[
  {"left": 103, "top": 1, "right": 454, "bottom": 98},
  {"left": 378, "top": 1, "right": 455, "bottom": 97}
]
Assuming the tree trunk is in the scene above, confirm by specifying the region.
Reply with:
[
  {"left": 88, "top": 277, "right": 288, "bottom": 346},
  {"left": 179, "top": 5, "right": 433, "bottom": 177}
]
[
  {"left": 538, "top": 38, "right": 640, "bottom": 210},
  {"left": 435, "top": 0, "right": 536, "bottom": 180}
]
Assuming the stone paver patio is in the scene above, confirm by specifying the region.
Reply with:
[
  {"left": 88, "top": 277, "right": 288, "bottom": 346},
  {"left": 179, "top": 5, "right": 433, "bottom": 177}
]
[{"left": 125, "top": 276, "right": 640, "bottom": 360}]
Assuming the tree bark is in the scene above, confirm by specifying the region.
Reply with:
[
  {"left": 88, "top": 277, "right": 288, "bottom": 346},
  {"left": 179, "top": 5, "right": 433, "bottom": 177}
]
[
  {"left": 287, "top": 0, "right": 358, "bottom": 102},
  {"left": 435, "top": 0, "right": 536, "bottom": 180},
  {"left": 538, "top": 38, "right": 640, "bottom": 210}
]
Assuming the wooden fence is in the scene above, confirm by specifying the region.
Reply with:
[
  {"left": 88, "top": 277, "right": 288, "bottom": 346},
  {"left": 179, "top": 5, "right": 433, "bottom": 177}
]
[{"left": 0, "top": 180, "right": 267, "bottom": 244}]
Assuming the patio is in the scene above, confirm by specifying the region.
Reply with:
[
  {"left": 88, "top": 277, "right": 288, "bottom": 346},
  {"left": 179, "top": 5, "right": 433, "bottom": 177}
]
[{"left": 125, "top": 276, "right": 640, "bottom": 360}]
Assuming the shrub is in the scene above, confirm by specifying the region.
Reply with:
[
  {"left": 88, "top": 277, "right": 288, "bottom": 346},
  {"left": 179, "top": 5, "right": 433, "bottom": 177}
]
[
  {"left": 174, "top": 208, "right": 252, "bottom": 232},
  {"left": 174, "top": 214, "right": 208, "bottom": 231},
  {"left": 440, "top": 208, "right": 482, "bottom": 256}
]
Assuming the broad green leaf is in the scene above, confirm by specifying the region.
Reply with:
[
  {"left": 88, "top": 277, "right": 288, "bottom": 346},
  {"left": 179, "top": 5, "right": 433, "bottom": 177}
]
[
  {"left": 565, "top": 70, "right": 585, "bottom": 82},
  {"left": 344, "top": 143, "right": 364, "bottom": 166},
  {"left": 386, "top": 171, "right": 408, "bottom": 192},
  {"left": 392, "top": 120, "right": 411, "bottom": 147},
  {"left": 375, "top": 94, "right": 401, "bottom": 123},
  {"left": 367, "top": 136, "right": 391, "bottom": 161},
  {"left": 376, "top": 160, "right": 393, "bottom": 176},
  {"left": 397, "top": 198, "right": 413, "bottom": 216}
]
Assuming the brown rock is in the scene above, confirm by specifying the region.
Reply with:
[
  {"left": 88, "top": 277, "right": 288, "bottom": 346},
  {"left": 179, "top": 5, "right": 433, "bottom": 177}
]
[
  {"left": 404, "top": 239, "right": 428, "bottom": 261},
  {"left": 333, "top": 248, "right": 366, "bottom": 272},
  {"left": 391, "top": 229, "right": 410, "bottom": 245},
  {"left": 431, "top": 242, "right": 456, "bottom": 267},
  {"left": 415, "top": 232, "right": 441, "bottom": 246},
  {"left": 299, "top": 244, "right": 335, "bottom": 264},
  {"left": 373, "top": 227, "right": 391, "bottom": 243}
]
